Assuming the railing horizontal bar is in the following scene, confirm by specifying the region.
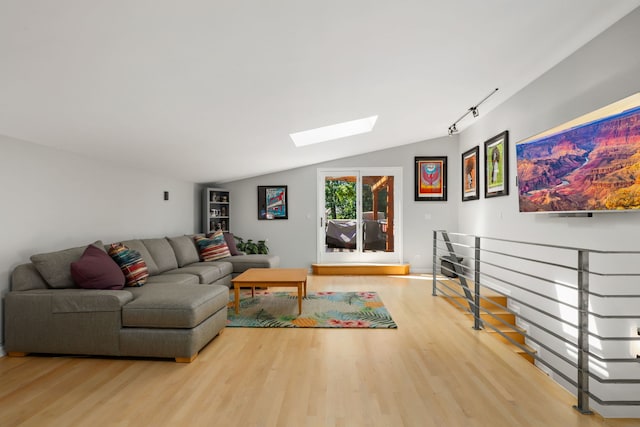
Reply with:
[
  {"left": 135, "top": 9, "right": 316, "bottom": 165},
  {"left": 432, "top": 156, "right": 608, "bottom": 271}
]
[
  {"left": 535, "top": 362, "right": 579, "bottom": 389},
  {"left": 500, "top": 294, "right": 578, "bottom": 331},
  {"left": 479, "top": 247, "right": 577, "bottom": 272},
  {"left": 588, "top": 393, "right": 640, "bottom": 406},
  {"left": 507, "top": 311, "right": 579, "bottom": 350},
  {"left": 592, "top": 358, "right": 640, "bottom": 364},
  {"left": 587, "top": 313, "right": 640, "bottom": 320},
  {"left": 479, "top": 259, "right": 578, "bottom": 291},
  {"left": 434, "top": 286, "right": 472, "bottom": 315},
  {"left": 590, "top": 375, "right": 640, "bottom": 384},
  {"left": 433, "top": 280, "right": 472, "bottom": 311},
  {"left": 480, "top": 271, "right": 579, "bottom": 311},
  {"left": 528, "top": 358, "right": 579, "bottom": 389},
  {"left": 438, "top": 248, "right": 640, "bottom": 289},
  {"left": 473, "top": 321, "right": 540, "bottom": 358},
  {"left": 589, "top": 271, "right": 640, "bottom": 277},
  {"left": 588, "top": 335, "right": 640, "bottom": 342},
  {"left": 435, "top": 270, "right": 582, "bottom": 333},
  {"left": 434, "top": 239, "right": 474, "bottom": 251},
  {"left": 434, "top": 277, "right": 511, "bottom": 316},
  {"left": 435, "top": 230, "right": 640, "bottom": 254},
  {"left": 433, "top": 279, "right": 468, "bottom": 300},
  {"left": 437, "top": 260, "right": 467, "bottom": 275},
  {"left": 586, "top": 291, "right": 640, "bottom": 298}
]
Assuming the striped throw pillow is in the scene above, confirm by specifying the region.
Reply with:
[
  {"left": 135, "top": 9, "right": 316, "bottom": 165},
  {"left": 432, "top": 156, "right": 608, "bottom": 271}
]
[
  {"left": 194, "top": 230, "right": 231, "bottom": 261},
  {"left": 108, "top": 243, "right": 149, "bottom": 287}
]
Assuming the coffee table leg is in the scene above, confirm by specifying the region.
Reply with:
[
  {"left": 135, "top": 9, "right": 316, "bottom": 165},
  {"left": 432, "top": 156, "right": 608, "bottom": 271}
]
[
  {"left": 234, "top": 284, "right": 240, "bottom": 314},
  {"left": 304, "top": 278, "right": 307, "bottom": 297},
  {"left": 297, "top": 284, "right": 302, "bottom": 315}
]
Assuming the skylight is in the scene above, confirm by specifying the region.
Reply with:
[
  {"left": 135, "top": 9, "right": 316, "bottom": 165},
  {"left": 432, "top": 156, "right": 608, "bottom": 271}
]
[{"left": 290, "top": 115, "right": 378, "bottom": 147}]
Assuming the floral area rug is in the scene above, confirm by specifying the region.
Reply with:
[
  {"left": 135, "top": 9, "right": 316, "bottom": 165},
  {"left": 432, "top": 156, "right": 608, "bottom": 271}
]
[{"left": 227, "top": 290, "right": 397, "bottom": 328}]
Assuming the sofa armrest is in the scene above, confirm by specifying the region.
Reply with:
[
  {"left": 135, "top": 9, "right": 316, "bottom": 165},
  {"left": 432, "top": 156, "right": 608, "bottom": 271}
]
[
  {"left": 4, "top": 289, "right": 134, "bottom": 356},
  {"left": 6, "top": 289, "right": 133, "bottom": 312}
]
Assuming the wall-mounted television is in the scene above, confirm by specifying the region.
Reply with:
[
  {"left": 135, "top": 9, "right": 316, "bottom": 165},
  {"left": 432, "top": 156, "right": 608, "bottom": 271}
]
[{"left": 516, "top": 92, "right": 640, "bottom": 213}]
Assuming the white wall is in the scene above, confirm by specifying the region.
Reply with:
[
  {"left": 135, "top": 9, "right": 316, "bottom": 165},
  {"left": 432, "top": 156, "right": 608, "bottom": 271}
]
[
  {"left": 458, "top": 7, "right": 640, "bottom": 247},
  {"left": 0, "top": 135, "right": 199, "bottom": 353},
  {"left": 214, "top": 135, "right": 459, "bottom": 272},
  {"left": 456, "top": 8, "right": 640, "bottom": 418}
]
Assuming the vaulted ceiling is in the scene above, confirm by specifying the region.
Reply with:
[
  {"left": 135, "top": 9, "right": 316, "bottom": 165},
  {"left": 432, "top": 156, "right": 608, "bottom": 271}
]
[{"left": 1, "top": 1, "right": 638, "bottom": 183}]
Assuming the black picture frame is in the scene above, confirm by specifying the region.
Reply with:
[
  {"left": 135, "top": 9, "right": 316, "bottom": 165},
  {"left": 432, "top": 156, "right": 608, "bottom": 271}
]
[
  {"left": 462, "top": 146, "right": 479, "bottom": 201},
  {"left": 484, "top": 131, "right": 509, "bottom": 198},
  {"left": 257, "top": 185, "right": 288, "bottom": 220},
  {"left": 414, "top": 156, "right": 447, "bottom": 201}
]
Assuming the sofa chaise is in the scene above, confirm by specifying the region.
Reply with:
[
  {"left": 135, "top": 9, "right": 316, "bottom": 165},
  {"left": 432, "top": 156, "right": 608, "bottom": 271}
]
[{"left": 4, "top": 234, "right": 279, "bottom": 362}]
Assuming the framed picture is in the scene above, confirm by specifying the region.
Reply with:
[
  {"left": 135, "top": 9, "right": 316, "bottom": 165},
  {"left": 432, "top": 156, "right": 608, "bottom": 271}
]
[
  {"left": 484, "top": 131, "right": 509, "bottom": 198},
  {"left": 257, "top": 185, "right": 288, "bottom": 220},
  {"left": 414, "top": 156, "right": 447, "bottom": 201},
  {"left": 462, "top": 146, "right": 479, "bottom": 201}
]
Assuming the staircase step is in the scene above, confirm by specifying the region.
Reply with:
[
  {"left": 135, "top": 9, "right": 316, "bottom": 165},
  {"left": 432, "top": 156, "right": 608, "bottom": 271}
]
[
  {"left": 464, "top": 311, "right": 516, "bottom": 326},
  {"left": 517, "top": 349, "right": 536, "bottom": 364},
  {"left": 444, "top": 295, "right": 507, "bottom": 309},
  {"left": 485, "top": 324, "right": 526, "bottom": 345},
  {"left": 437, "top": 277, "right": 537, "bottom": 365}
]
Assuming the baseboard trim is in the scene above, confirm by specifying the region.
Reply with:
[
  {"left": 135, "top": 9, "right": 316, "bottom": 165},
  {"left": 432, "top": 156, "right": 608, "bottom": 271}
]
[{"left": 0, "top": 344, "right": 6, "bottom": 358}]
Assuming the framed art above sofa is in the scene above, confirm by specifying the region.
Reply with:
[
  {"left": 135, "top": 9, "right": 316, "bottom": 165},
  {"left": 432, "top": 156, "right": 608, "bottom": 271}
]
[{"left": 258, "top": 185, "right": 288, "bottom": 220}]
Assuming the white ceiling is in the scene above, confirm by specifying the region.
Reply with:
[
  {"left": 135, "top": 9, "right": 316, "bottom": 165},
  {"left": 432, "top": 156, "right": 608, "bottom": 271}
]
[{"left": 2, "top": 1, "right": 639, "bottom": 183}]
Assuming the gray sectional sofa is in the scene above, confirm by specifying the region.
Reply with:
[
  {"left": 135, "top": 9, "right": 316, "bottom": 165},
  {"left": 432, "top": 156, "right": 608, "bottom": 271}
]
[{"left": 4, "top": 235, "right": 279, "bottom": 362}]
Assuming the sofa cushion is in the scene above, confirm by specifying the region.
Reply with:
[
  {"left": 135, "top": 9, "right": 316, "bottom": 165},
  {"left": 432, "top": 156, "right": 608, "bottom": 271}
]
[
  {"left": 163, "top": 265, "right": 224, "bottom": 284},
  {"left": 120, "top": 240, "right": 159, "bottom": 276},
  {"left": 223, "top": 232, "right": 241, "bottom": 256},
  {"left": 71, "top": 245, "right": 125, "bottom": 290},
  {"left": 167, "top": 235, "right": 200, "bottom": 267},
  {"left": 122, "top": 283, "right": 228, "bottom": 328},
  {"left": 146, "top": 273, "right": 200, "bottom": 286},
  {"left": 142, "top": 238, "right": 178, "bottom": 273},
  {"left": 197, "top": 261, "right": 234, "bottom": 277},
  {"left": 108, "top": 243, "right": 149, "bottom": 287},
  {"left": 30, "top": 241, "right": 105, "bottom": 289},
  {"left": 194, "top": 231, "right": 230, "bottom": 261},
  {"left": 226, "top": 254, "right": 281, "bottom": 274}
]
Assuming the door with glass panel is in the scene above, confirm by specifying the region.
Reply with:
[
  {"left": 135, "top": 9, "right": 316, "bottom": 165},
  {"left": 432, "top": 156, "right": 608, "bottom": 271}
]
[{"left": 317, "top": 168, "right": 402, "bottom": 264}]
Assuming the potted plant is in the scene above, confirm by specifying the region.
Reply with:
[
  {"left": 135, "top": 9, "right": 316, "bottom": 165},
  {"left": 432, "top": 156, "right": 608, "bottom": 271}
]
[{"left": 233, "top": 236, "right": 269, "bottom": 254}]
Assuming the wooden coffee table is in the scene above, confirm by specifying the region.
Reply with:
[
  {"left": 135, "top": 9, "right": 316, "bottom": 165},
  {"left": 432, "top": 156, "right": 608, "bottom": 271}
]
[{"left": 231, "top": 268, "right": 308, "bottom": 314}]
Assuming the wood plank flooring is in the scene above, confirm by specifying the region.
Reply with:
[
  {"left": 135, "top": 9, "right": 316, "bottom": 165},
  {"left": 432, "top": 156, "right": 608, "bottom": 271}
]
[{"left": 0, "top": 275, "right": 637, "bottom": 427}]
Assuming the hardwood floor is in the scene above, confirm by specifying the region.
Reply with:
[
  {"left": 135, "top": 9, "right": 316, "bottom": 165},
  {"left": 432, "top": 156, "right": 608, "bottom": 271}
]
[{"left": 0, "top": 275, "right": 638, "bottom": 427}]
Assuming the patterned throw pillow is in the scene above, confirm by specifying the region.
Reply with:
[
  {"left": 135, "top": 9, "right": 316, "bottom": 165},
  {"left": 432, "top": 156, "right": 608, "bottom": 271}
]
[
  {"left": 108, "top": 243, "right": 149, "bottom": 287},
  {"left": 194, "top": 230, "right": 231, "bottom": 261}
]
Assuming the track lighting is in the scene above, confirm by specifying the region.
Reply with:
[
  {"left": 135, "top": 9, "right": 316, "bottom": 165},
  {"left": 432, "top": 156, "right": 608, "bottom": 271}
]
[{"left": 447, "top": 88, "right": 499, "bottom": 136}]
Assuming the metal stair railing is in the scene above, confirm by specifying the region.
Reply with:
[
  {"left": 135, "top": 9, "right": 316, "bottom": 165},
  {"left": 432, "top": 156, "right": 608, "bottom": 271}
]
[{"left": 432, "top": 230, "right": 640, "bottom": 415}]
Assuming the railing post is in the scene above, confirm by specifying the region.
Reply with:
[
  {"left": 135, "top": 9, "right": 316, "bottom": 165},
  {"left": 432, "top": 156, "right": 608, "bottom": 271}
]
[
  {"left": 574, "top": 250, "right": 593, "bottom": 415},
  {"left": 432, "top": 230, "right": 437, "bottom": 296},
  {"left": 473, "top": 236, "right": 482, "bottom": 330}
]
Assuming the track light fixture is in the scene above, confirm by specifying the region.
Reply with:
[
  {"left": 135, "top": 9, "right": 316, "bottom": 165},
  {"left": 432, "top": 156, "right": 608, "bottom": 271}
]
[{"left": 447, "top": 88, "right": 499, "bottom": 136}]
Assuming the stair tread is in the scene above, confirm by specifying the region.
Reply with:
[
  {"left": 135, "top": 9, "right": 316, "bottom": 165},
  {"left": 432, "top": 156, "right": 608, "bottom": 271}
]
[{"left": 485, "top": 324, "right": 525, "bottom": 333}]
